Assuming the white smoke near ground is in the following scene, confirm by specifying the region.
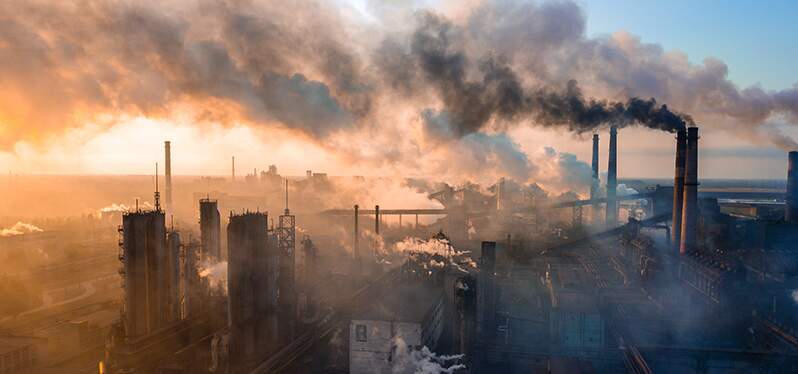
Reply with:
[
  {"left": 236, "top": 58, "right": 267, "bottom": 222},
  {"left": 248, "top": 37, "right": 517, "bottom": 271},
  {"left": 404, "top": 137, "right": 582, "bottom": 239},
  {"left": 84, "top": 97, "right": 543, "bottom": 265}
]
[
  {"left": 791, "top": 290, "right": 798, "bottom": 304},
  {"left": 198, "top": 259, "right": 228, "bottom": 295},
  {"left": 363, "top": 230, "right": 387, "bottom": 256},
  {"left": 391, "top": 336, "right": 466, "bottom": 374},
  {"left": 0, "top": 222, "right": 44, "bottom": 237},
  {"left": 392, "top": 237, "right": 478, "bottom": 273},
  {"left": 616, "top": 184, "right": 639, "bottom": 197},
  {"left": 394, "top": 237, "right": 457, "bottom": 257}
]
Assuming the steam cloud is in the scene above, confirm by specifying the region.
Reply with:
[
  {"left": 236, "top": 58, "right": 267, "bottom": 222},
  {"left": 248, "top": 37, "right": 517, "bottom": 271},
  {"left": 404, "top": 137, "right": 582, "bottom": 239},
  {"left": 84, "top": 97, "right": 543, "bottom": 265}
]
[
  {"left": 0, "top": 222, "right": 44, "bottom": 237},
  {"left": 391, "top": 336, "right": 466, "bottom": 374},
  {"left": 198, "top": 260, "right": 228, "bottom": 295}
]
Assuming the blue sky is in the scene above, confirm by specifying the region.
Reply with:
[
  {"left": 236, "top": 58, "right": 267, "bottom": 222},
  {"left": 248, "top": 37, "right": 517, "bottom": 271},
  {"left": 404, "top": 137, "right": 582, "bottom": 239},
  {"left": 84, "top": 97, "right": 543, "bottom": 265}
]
[{"left": 581, "top": 0, "right": 797, "bottom": 91}]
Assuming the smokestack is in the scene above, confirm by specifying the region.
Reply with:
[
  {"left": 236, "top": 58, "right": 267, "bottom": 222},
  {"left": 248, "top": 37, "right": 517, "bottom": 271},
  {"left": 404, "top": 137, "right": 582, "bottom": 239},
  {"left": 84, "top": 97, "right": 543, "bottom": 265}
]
[
  {"left": 375, "top": 205, "right": 380, "bottom": 235},
  {"left": 164, "top": 141, "right": 172, "bottom": 213},
  {"left": 680, "top": 127, "right": 699, "bottom": 254},
  {"left": 786, "top": 151, "right": 798, "bottom": 222},
  {"left": 605, "top": 126, "right": 618, "bottom": 226},
  {"left": 590, "top": 134, "right": 600, "bottom": 224},
  {"left": 671, "top": 130, "right": 687, "bottom": 253},
  {"left": 354, "top": 205, "right": 359, "bottom": 262},
  {"left": 496, "top": 177, "right": 505, "bottom": 211},
  {"left": 231, "top": 156, "right": 235, "bottom": 182}
]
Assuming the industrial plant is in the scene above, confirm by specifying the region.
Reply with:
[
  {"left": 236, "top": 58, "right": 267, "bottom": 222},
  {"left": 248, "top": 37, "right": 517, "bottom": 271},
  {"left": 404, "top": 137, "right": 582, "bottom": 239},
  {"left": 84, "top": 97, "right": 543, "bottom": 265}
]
[
  {"left": 3, "top": 127, "right": 798, "bottom": 373},
  {"left": 3, "top": 1, "right": 798, "bottom": 373}
]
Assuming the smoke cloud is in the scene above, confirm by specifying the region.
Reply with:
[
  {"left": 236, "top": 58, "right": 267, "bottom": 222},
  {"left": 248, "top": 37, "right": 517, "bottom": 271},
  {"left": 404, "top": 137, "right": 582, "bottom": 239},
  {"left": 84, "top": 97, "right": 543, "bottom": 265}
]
[
  {"left": 403, "top": 13, "right": 692, "bottom": 136},
  {"left": 2, "top": 0, "right": 798, "bottom": 183}
]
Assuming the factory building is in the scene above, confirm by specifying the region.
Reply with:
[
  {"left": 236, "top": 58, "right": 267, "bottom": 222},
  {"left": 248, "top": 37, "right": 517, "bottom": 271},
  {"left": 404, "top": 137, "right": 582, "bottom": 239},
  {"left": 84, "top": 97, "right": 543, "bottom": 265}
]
[
  {"left": 227, "top": 212, "right": 279, "bottom": 365},
  {"left": 546, "top": 265, "right": 605, "bottom": 353},
  {"left": 348, "top": 284, "right": 445, "bottom": 374},
  {"left": 120, "top": 209, "right": 175, "bottom": 339}
]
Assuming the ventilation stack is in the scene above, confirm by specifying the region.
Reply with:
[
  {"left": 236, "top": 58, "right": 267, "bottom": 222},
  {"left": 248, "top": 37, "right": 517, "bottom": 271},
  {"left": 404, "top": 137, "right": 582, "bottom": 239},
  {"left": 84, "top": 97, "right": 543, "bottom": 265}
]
[
  {"left": 605, "top": 126, "right": 618, "bottom": 226},
  {"left": 679, "top": 127, "right": 699, "bottom": 254},
  {"left": 786, "top": 151, "right": 798, "bottom": 223},
  {"left": 590, "top": 134, "right": 600, "bottom": 224},
  {"left": 354, "top": 204, "right": 360, "bottom": 265},
  {"left": 164, "top": 141, "right": 172, "bottom": 214},
  {"left": 671, "top": 130, "right": 687, "bottom": 253}
]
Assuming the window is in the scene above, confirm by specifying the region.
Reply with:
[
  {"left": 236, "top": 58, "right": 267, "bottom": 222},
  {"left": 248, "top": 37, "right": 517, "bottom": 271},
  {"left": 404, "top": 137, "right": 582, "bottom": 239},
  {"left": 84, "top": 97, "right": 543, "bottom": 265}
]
[{"left": 355, "top": 324, "right": 367, "bottom": 342}]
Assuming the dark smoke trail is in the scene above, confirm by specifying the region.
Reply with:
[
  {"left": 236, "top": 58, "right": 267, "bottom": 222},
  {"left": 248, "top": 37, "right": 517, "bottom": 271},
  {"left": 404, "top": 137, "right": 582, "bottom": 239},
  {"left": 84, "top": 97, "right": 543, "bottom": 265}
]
[{"left": 408, "top": 11, "right": 693, "bottom": 137}]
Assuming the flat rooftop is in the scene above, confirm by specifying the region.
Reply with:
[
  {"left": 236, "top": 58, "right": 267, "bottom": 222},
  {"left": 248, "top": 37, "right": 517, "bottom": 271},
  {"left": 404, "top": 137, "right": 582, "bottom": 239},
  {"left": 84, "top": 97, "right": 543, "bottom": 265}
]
[{"left": 354, "top": 281, "right": 442, "bottom": 323}]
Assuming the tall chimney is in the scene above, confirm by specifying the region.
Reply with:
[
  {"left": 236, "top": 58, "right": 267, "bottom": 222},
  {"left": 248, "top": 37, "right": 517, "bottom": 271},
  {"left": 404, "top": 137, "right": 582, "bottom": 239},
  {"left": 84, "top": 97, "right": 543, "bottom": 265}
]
[
  {"left": 671, "top": 130, "right": 687, "bottom": 253},
  {"left": 231, "top": 156, "right": 236, "bottom": 182},
  {"left": 354, "top": 204, "right": 359, "bottom": 262},
  {"left": 680, "top": 127, "right": 699, "bottom": 254},
  {"left": 605, "top": 126, "right": 618, "bottom": 226},
  {"left": 590, "top": 134, "right": 600, "bottom": 224},
  {"left": 375, "top": 205, "right": 380, "bottom": 235},
  {"left": 164, "top": 141, "right": 172, "bottom": 213},
  {"left": 496, "top": 177, "right": 505, "bottom": 211},
  {"left": 786, "top": 151, "right": 798, "bottom": 222}
]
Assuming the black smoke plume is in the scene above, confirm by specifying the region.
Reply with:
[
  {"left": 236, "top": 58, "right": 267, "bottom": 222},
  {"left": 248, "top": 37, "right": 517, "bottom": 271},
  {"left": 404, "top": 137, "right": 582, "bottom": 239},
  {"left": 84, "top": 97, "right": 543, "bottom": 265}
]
[{"left": 406, "top": 12, "right": 692, "bottom": 136}]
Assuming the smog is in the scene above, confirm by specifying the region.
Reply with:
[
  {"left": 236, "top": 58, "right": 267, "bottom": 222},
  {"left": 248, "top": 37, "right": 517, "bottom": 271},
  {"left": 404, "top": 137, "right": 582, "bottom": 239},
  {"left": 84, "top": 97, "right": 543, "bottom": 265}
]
[{"left": 2, "top": 1, "right": 798, "bottom": 374}]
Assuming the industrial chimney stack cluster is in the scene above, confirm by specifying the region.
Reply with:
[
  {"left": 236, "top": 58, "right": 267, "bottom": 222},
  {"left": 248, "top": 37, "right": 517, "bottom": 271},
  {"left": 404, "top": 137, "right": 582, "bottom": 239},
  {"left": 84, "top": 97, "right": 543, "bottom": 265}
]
[{"left": 671, "top": 127, "right": 700, "bottom": 254}]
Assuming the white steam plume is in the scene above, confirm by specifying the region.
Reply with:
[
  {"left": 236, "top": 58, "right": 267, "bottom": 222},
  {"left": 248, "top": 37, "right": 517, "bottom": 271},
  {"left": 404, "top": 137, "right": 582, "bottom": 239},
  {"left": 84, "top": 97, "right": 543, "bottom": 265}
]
[{"left": 0, "top": 222, "right": 44, "bottom": 237}]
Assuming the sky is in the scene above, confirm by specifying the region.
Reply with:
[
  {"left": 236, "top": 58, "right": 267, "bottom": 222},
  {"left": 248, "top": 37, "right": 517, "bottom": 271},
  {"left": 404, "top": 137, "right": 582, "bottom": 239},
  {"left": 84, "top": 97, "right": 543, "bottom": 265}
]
[
  {"left": 1, "top": 0, "right": 797, "bottom": 181},
  {"left": 582, "top": 0, "right": 798, "bottom": 91}
]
